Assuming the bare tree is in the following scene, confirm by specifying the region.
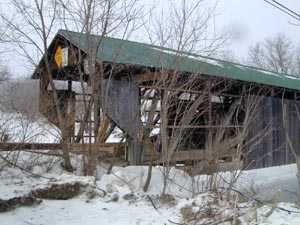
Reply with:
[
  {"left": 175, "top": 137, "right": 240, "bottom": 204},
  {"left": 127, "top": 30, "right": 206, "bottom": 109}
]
[
  {"left": 0, "top": 0, "right": 74, "bottom": 171},
  {"left": 55, "top": 0, "right": 143, "bottom": 175},
  {"left": 248, "top": 33, "right": 295, "bottom": 74},
  {"left": 295, "top": 46, "right": 300, "bottom": 75},
  {"left": 0, "top": 0, "right": 143, "bottom": 174},
  {"left": 0, "top": 62, "right": 10, "bottom": 82},
  {"left": 138, "top": 0, "right": 231, "bottom": 195},
  {"left": 139, "top": 3, "right": 272, "bottom": 195},
  {"left": 143, "top": 0, "right": 230, "bottom": 56}
]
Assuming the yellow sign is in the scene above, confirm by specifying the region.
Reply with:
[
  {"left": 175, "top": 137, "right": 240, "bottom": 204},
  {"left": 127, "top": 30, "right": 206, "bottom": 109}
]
[{"left": 54, "top": 46, "right": 62, "bottom": 67}]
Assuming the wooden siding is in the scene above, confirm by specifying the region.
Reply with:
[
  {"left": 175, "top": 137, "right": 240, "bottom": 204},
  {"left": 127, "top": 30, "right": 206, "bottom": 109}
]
[{"left": 246, "top": 96, "right": 298, "bottom": 169}]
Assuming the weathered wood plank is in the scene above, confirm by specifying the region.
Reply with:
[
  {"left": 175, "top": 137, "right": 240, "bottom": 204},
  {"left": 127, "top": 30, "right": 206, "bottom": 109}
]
[
  {"left": 0, "top": 143, "right": 125, "bottom": 157},
  {"left": 143, "top": 149, "right": 236, "bottom": 162},
  {"left": 0, "top": 143, "right": 61, "bottom": 151}
]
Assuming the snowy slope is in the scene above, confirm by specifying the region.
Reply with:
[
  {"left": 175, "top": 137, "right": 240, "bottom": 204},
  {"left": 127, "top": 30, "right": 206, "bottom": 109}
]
[
  {"left": 0, "top": 109, "right": 300, "bottom": 224},
  {"left": 1, "top": 151, "right": 300, "bottom": 225},
  {"left": 0, "top": 111, "right": 60, "bottom": 143}
]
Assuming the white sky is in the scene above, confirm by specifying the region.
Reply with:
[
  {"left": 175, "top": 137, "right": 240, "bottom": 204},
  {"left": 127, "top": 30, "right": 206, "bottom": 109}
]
[
  {"left": 1, "top": 0, "right": 300, "bottom": 77},
  {"left": 218, "top": 0, "right": 300, "bottom": 59}
]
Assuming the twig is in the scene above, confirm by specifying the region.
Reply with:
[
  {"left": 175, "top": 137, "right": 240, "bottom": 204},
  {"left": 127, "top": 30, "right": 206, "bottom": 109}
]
[
  {"left": 93, "top": 185, "right": 107, "bottom": 197},
  {"left": 146, "top": 195, "right": 158, "bottom": 211},
  {"left": 218, "top": 186, "right": 300, "bottom": 214},
  {"left": 206, "top": 216, "right": 234, "bottom": 225},
  {"left": 167, "top": 219, "right": 186, "bottom": 225},
  {"left": 97, "top": 164, "right": 135, "bottom": 191},
  {"left": 146, "top": 195, "right": 186, "bottom": 225},
  {"left": 166, "top": 176, "right": 193, "bottom": 194}
]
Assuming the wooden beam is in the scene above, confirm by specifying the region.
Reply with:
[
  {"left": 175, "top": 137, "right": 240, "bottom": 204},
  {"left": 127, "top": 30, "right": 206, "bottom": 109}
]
[
  {"left": 0, "top": 143, "right": 61, "bottom": 151},
  {"left": 0, "top": 142, "right": 125, "bottom": 157},
  {"left": 139, "top": 84, "right": 242, "bottom": 98},
  {"left": 133, "top": 72, "right": 167, "bottom": 83},
  {"left": 142, "top": 124, "right": 244, "bottom": 129},
  {"left": 143, "top": 149, "right": 237, "bottom": 162}
]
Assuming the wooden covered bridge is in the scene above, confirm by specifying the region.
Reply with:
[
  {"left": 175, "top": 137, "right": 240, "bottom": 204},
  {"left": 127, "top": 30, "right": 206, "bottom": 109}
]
[{"left": 28, "top": 29, "right": 300, "bottom": 170}]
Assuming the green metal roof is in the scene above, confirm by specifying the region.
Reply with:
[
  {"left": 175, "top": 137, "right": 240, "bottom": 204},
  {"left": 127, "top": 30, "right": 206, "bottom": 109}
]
[{"left": 58, "top": 29, "right": 300, "bottom": 91}]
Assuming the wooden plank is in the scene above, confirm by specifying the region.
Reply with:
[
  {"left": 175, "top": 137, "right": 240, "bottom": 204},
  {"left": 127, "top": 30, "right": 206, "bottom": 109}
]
[
  {"left": 139, "top": 84, "right": 242, "bottom": 98},
  {"left": 70, "top": 144, "right": 109, "bottom": 152},
  {"left": 0, "top": 143, "right": 62, "bottom": 151},
  {"left": 0, "top": 143, "right": 125, "bottom": 157},
  {"left": 183, "top": 160, "right": 243, "bottom": 175},
  {"left": 133, "top": 72, "right": 167, "bottom": 83},
  {"left": 1, "top": 143, "right": 236, "bottom": 165},
  {"left": 143, "top": 124, "right": 244, "bottom": 129},
  {"left": 143, "top": 149, "right": 236, "bottom": 162}
]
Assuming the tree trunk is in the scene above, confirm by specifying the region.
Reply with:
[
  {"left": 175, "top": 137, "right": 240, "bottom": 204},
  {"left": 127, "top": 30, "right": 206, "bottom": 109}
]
[
  {"left": 61, "top": 129, "right": 73, "bottom": 172},
  {"left": 143, "top": 160, "right": 153, "bottom": 192}
]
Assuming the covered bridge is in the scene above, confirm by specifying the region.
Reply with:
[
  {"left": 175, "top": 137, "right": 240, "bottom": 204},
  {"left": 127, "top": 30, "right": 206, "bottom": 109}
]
[{"left": 32, "top": 30, "right": 300, "bottom": 171}]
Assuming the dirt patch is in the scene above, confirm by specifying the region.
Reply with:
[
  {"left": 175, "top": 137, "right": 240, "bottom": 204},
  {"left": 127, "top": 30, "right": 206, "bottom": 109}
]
[
  {"left": 180, "top": 205, "right": 198, "bottom": 223},
  {"left": 31, "top": 182, "right": 82, "bottom": 200},
  {"left": 159, "top": 194, "right": 176, "bottom": 206},
  {"left": 0, "top": 182, "right": 83, "bottom": 213},
  {"left": 0, "top": 195, "right": 41, "bottom": 212}
]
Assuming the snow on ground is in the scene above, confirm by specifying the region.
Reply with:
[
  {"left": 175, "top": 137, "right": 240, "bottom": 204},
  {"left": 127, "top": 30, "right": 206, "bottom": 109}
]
[
  {"left": 97, "top": 164, "right": 299, "bottom": 202},
  {"left": 1, "top": 111, "right": 300, "bottom": 224},
  {"left": 254, "top": 203, "right": 300, "bottom": 225},
  {"left": 1, "top": 195, "right": 177, "bottom": 225},
  {"left": 237, "top": 164, "right": 299, "bottom": 202},
  {"left": 0, "top": 111, "right": 59, "bottom": 143},
  {"left": 1, "top": 151, "right": 300, "bottom": 224},
  {"left": 97, "top": 166, "right": 193, "bottom": 198},
  {"left": 0, "top": 154, "right": 179, "bottom": 225},
  {"left": 0, "top": 152, "right": 85, "bottom": 200}
]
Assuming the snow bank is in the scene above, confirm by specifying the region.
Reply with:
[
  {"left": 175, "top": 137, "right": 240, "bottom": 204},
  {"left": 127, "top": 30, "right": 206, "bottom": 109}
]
[
  {"left": 98, "top": 166, "right": 193, "bottom": 198},
  {"left": 254, "top": 203, "right": 300, "bottom": 225},
  {"left": 1, "top": 148, "right": 298, "bottom": 202},
  {"left": 1, "top": 151, "right": 300, "bottom": 225},
  {"left": 0, "top": 151, "right": 87, "bottom": 200},
  {"left": 97, "top": 163, "right": 299, "bottom": 202},
  {"left": 0, "top": 166, "right": 94, "bottom": 201}
]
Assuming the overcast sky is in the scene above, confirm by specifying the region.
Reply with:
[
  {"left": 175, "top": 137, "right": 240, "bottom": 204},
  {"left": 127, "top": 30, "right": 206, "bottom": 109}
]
[
  {"left": 1, "top": 0, "right": 300, "bottom": 77},
  {"left": 218, "top": 0, "right": 300, "bottom": 59}
]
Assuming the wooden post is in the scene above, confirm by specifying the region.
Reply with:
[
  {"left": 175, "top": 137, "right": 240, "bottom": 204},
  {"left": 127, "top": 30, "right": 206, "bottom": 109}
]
[
  {"left": 207, "top": 80, "right": 213, "bottom": 161},
  {"left": 266, "top": 95, "right": 273, "bottom": 167}
]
